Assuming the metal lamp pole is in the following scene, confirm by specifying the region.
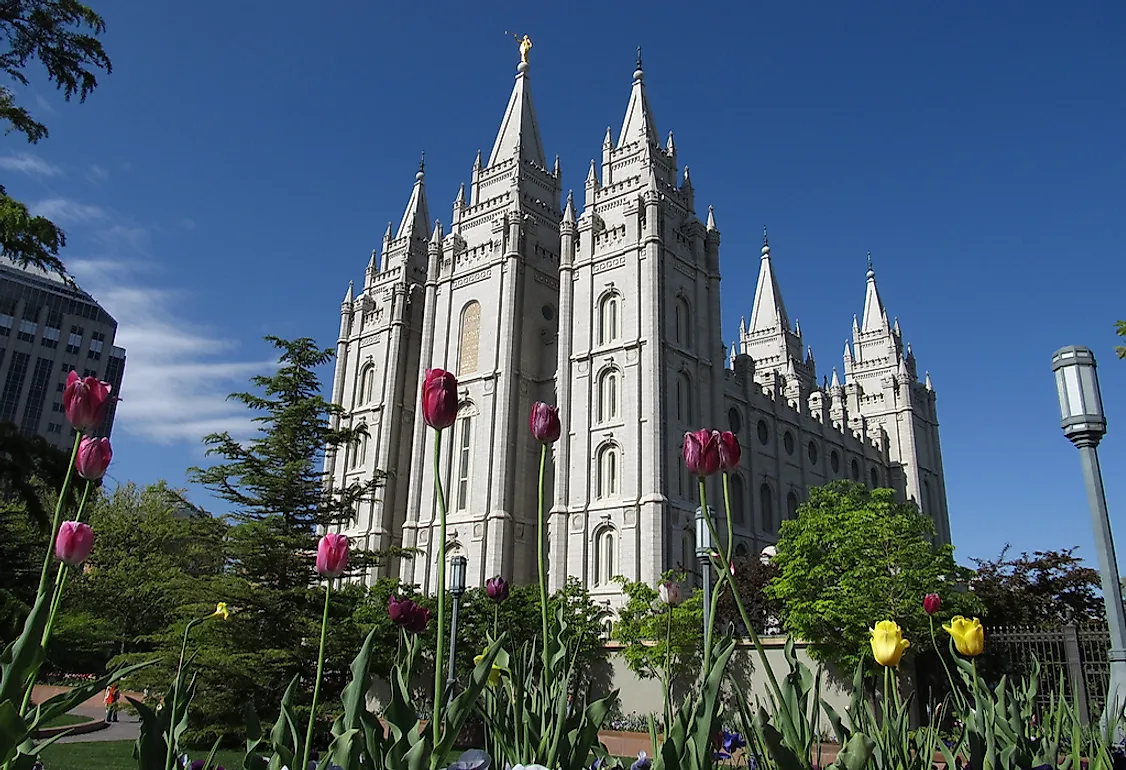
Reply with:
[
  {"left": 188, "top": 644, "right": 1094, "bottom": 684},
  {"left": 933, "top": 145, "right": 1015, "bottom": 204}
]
[
  {"left": 444, "top": 555, "right": 468, "bottom": 710},
  {"left": 1052, "top": 346, "right": 1126, "bottom": 722},
  {"left": 695, "top": 506, "right": 714, "bottom": 638}
]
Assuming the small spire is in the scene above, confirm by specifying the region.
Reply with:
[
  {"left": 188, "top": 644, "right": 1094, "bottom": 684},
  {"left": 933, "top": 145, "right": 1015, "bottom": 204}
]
[
  {"left": 636, "top": 45, "right": 643, "bottom": 71},
  {"left": 666, "top": 130, "right": 676, "bottom": 154},
  {"left": 418, "top": 151, "right": 426, "bottom": 178},
  {"left": 763, "top": 224, "right": 769, "bottom": 246},
  {"left": 553, "top": 154, "right": 560, "bottom": 176},
  {"left": 682, "top": 165, "right": 692, "bottom": 188},
  {"left": 706, "top": 206, "right": 717, "bottom": 231},
  {"left": 925, "top": 371, "right": 933, "bottom": 391},
  {"left": 367, "top": 249, "right": 377, "bottom": 273},
  {"left": 830, "top": 368, "right": 842, "bottom": 388},
  {"left": 898, "top": 356, "right": 908, "bottom": 376},
  {"left": 739, "top": 315, "right": 747, "bottom": 335},
  {"left": 474, "top": 149, "right": 482, "bottom": 168},
  {"left": 794, "top": 319, "right": 802, "bottom": 337},
  {"left": 852, "top": 314, "right": 860, "bottom": 332},
  {"left": 861, "top": 252, "right": 888, "bottom": 333},
  {"left": 843, "top": 339, "right": 853, "bottom": 358},
  {"left": 586, "top": 159, "right": 597, "bottom": 184},
  {"left": 383, "top": 222, "right": 393, "bottom": 244},
  {"left": 430, "top": 219, "right": 443, "bottom": 244},
  {"left": 906, "top": 342, "right": 914, "bottom": 359},
  {"left": 646, "top": 165, "right": 658, "bottom": 194},
  {"left": 562, "top": 190, "right": 575, "bottom": 223},
  {"left": 455, "top": 182, "right": 465, "bottom": 206},
  {"left": 893, "top": 317, "right": 901, "bottom": 335},
  {"left": 343, "top": 280, "right": 354, "bottom": 303},
  {"left": 806, "top": 345, "right": 815, "bottom": 363},
  {"left": 603, "top": 126, "right": 613, "bottom": 148}
]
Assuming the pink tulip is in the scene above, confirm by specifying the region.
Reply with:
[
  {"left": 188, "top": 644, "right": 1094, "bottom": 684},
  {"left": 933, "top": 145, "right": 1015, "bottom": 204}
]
[
  {"left": 62, "top": 370, "right": 113, "bottom": 432},
  {"left": 717, "top": 431, "right": 741, "bottom": 471},
  {"left": 529, "top": 402, "right": 561, "bottom": 444},
  {"left": 682, "top": 429, "right": 721, "bottom": 477},
  {"left": 74, "top": 437, "right": 112, "bottom": 480},
  {"left": 55, "top": 521, "right": 94, "bottom": 567},
  {"left": 421, "top": 369, "right": 459, "bottom": 430},
  {"left": 658, "top": 581, "right": 682, "bottom": 606},
  {"left": 315, "top": 533, "right": 349, "bottom": 578}
]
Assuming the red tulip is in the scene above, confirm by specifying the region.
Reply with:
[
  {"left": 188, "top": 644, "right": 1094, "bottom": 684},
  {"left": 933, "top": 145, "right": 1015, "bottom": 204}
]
[
  {"left": 405, "top": 603, "right": 431, "bottom": 634},
  {"left": 316, "top": 533, "right": 349, "bottom": 578},
  {"left": 529, "top": 402, "right": 561, "bottom": 443},
  {"left": 682, "top": 429, "right": 721, "bottom": 477},
  {"left": 55, "top": 521, "right": 94, "bottom": 567},
  {"left": 74, "top": 437, "right": 112, "bottom": 480},
  {"left": 388, "top": 595, "right": 431, "bottom": 634},
  {"left": 421, "top": 369, "right": 459, "bottom": 430},
  {"left": 62, "top": 370, "right": 113, "bottom": 432},
  {"left": 486, "top": 576, "right": 510, "bottom": 603},
  {"left": 924, "top": 593, "right": 941, "bottom": 616},
  {"left": 717, "top": 431, "right": 741, "bottom": 471}
]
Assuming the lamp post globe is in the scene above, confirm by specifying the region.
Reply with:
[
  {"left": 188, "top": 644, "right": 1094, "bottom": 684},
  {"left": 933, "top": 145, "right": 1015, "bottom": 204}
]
[
  {"left": 445, "top": 555, "right": 469, "bottom": 709},
  {"left": 694, "top": 506, "right": 715, "bottom": 643},
  {"left": 1051, "top": 346, "right": 1125, "bottom": 725}
]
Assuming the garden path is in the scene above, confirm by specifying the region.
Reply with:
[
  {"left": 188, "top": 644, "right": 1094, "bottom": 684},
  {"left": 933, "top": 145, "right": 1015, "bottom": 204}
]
[{"left": 31, "top": 685, "right": 142, "bottom": 743}]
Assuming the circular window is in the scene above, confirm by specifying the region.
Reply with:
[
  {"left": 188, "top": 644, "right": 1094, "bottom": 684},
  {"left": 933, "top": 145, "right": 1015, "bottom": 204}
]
[
  {"left": 757, "top": 420, "right": 769, "bottom": 445},
  {"left": 728, "top": 407, "right": 742, "bottom": 434},
  {"left": 808, "top": 441, "right": 818, "bottom": 464},
  {"left": 851, "top": 459, "right": 860, "bottom": 480},
  {"left": 542, "top": 304, "right": 555, "bottom": 321},
  {"left": 830, "top": 451, "right": 840, "bottom": 473},
  {"left": 783, "top": 431, "right": 795, "bottom": 455}
]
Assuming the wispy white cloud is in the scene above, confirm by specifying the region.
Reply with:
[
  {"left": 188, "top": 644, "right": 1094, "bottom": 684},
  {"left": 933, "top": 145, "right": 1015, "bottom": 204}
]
[
  {"left": 0, "top": 152, "right": 62, "bottom": 177},
  {"left": 31, "top": 197, "right": 105, "bottom": 223},
  {"left": 69, "top": 259, "right": 273, "bottom": 445},
  {"left": 34, "top": 94, "right": 57, "bottom": 115},
  {"left": 86, "top": 164, "right": 109, "bottom": 183},
  {"left": 95, "top": 223, "right": 148, "bottom": 253}
]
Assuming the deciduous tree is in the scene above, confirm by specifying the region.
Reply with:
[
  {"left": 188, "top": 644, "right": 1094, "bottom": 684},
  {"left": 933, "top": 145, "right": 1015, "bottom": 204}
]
[{"left": 970, "top": 546, "right": 1104, "bottom": 627}]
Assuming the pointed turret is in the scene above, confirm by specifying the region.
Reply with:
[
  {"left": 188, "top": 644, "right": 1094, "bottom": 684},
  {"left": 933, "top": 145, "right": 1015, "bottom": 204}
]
[
  {"left": 366, "top": 248, "right": 378, "bottom": 274},
  {"left": 603, "top": 126, "right": 613, "bottom": 149},
  {"left": 830, "top": 368, "right": 841, "bottom": 389},
  {"left": 666, "top": 130, "right": 676, "bottom": 155},
  {"left": 925, "top": 371, "right": 933, "bottom": 391},
  {"left": 396, "top": 155, "right": 431, "bottom": 240},
  {"left": 861, "top": 252, "right": 888, "bottom": 333},
  {"left": 748, "top": 228, "right": 789, "bottom": 333},
  {"left": 618, "top": 48, "right": 659, "bottom": 147},
  {"left": 452, "top": 182, "right": 466, "bottom": 225},
  {"left": 474, "top": 149, "right": 482, "bottom": 170},
  {"left": 706, "top": 206, "right": 717, "bottom": 231},
  {"left": 562, "top": 190, "right": 576, "bottom": 224},
  {"left": 383, "top": 222, "right": 393, "bottom": 249},
  {"left": 739, "top": 315, "right": 747, "bottom": 336},
  {"left": 342, "top": 280, "right": 354, "bottom": 304},
  {"left": 488, "top": 53, "right": 546, "bottom": 168},
  {"left": 586, "top": 159, "right": 598, "bottom": 184},
  {"left": 682, "top": 165, "right": 692, "bottom": 189}
]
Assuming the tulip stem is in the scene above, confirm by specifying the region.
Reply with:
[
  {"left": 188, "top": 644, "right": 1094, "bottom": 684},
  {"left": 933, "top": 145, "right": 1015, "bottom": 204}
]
[
  {"left": 301, "top": 581, "right": 332, "bottom": 770},
  {"left": 537, "top": 443, "right": 550, "bottom": 679},
  {"left": 721, "top": 472, "right": 734, "bottom": 567},
  {"left": 165, "top": 616, "right": 202, "bottom": 770},
  {"left": 431, "top": 428, "right": 448, "bottom": 749},
  {"left": 929, "top": 616, "right": 964, "bottom": 710},
  {"left": 36, "top": 432, "right": 81, "bottom": 599},
  {"left": 663, "top": 604, "right": 673, "bottom": 736},
  {"left": 699, "top": 477, "right": 714, "bottom": 673},
  {"left": 41, "top": 481, "right": 94, "bottom": 647}
]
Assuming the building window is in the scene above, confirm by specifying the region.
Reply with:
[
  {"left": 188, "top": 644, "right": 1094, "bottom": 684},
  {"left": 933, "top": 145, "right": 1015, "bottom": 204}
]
[
  {"left": 0, "top": 313, "right": 12, "bottom": 336},
  {"left": 851, "top": 459, "right": 860, "bottom": 481},
  {"left": 923, "top": 479, "right": 931, "bottom": 513},
  {"left": 808, "top": 441, "right": 819, "bottom": 464},
  {"left": 760, "top": 482, "right": 775, "bottom": 533},
  {"left": 728, "top": 407, "right": 741, "bottom": 434},
  {"left": 830, "top": 450, "right": 840, "bottom": 474},
  {"left": 0, "top": 352, "right": 30, "bottom": 424},
  {"left": 47, "top": 422, "right": 62, "bottom": 434},
  {"left": 681, "top": 529, "right": 696, "bottom": 584},
  {"left": 87, "top": 331, "right": 105, "bottom": 360},
  {"left": 41, "top": 326, "right": 60, "bottom": 349},
  {"left": 358, "top": 365, "right": 375, "bottom": 405},
  {"left": 729, "top": 474, "right": 745, "bottom": 525},
  {"left": 870, "top": 468, "right": 879, "bottom": 488},
  {"left": 66, "top": 326, "right": 84, "bottom": 354},
  {"left": 596, "top": 444, "right": 619, "bottom": 498},
  {"left": 787, "top": 491, "right": 799, "bottom": 520},
  {"left": 457, "top": 301, "right": 481, "bottom": 375},
  {"left": 597, "top": 369, "right": 619, "bottom": 423},
  {"left": 675, "top": 372, "right": 692, "bottom": 423},
  {"left": 456, "top": 415, "right": 473, "bottom": 510},
  {"left": 594, "top": 527, "right": 616, "bottom": 586},
  {"left": 674, "top": 297, "right": 690, "bottom": 346},
  {"left": 783, "top": 431, "right": 795, "bottom": 455},
  {"left": 17, "top": 319, "right": 37, "bottom": 343},
  {"left": 598, "top": 294, "right": 619, "bottom": 345},
  {"left": 757, "top": 420, "right": 769, "bottom": 446},
  {"left": 19, "top": 357, "right": 53, "bottom": 436}
]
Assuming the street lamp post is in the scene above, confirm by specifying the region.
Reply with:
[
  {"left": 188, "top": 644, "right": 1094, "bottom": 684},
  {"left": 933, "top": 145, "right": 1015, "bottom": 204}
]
[
  {"left": 1052, "top": 345, "right": 1126, "bottom": 722},
  {"left": 695, "top": 506, "right": 714, "bottom": 637},
  {"left": 444, "top": 555, "right": 468, "bottom": 710}
]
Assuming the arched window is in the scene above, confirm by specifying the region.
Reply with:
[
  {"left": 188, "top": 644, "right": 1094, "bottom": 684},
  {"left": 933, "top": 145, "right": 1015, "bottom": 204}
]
[
  {"left": 760, "top": 482, "right": 775, "bottom": 533},
  {"left": 597, "top": 369, "right": 619, "bottom": 423},
  {"left": 870, "top": 467, "right": 879, "bottom": 488},
  {"left": 594, "top": 527, "right": 616, "bottom": 585},
  {"left": 676, "top": 372, "right": 692, "bottom": 423},
  {"left": 735, "top": 543, "right": 749, "bottom": 558},
  {"left": 729, "top": 474, "right": 745, "bottom": 525},
  {"left": 358, "top": 365, "right": 375, "bottom": 405},
  {"left": 851, "top": 458, "right": 860, "bottom": 480},
  {"left": 458, "top": 301, "right": 481, "bottom": 375},
  {"left": 787, "top": 491, "right": 799, "bottom": 520},
  {"left": 455, "top": 414, "right": 473, "bottom": 510},
  {"left": 349, "top": 429, "right": 367, "bottom": 470},
  {"left": 597, "top": 444, "right": 619, "bottom": 498},
  {"left": 674, "top": 297, "right": 691, "bottom": 346},
  {"left": 598, "top": 294, "right": 619, "bottom": 345}
]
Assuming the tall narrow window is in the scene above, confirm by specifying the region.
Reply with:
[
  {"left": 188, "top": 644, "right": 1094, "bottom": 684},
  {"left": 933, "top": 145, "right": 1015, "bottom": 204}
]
[
  {"left": 598, "top": 369, "right": 619, "bottom": 423},
  {"left": 595, "top": 528, "right": 616, "bottom": 585},
  {"left": 359, "top": 365, "right": 375, "bottom": 405},
  {"left": 359, "top": 432, "right": 368, "bottom": 466},
  {"left": 681, "top": 529, "right": 695, "bottom": 572},
  {"left": 456, "top": 415, "right": 473, "bottom": 510},
  {"left": 760, "top": 482, "right": 775, "bottom": 533},
  {"left": 674, "top": 297, "right": 691, "bottom": 346},
  {"left": 599, "top": 294, "right": 619, "bottom": 345},
  {"left": 787, "top": 491, "right": 799, "bottom": 520},
  {"left": 676, "top": 372, "right": 692, "bottom": 423},
  {"left": 730, "top": 474, "right": 745, "bottom": 525},
  {"left": 458, "top": 301, "right": 481, "bottom": 375},
  {"left": 597, "top": 444, "right": 619, "bottom": 498}
]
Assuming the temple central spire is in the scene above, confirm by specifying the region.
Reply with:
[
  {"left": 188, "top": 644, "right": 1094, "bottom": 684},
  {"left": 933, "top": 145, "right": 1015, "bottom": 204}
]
[
  {"left": 487, "top": 39, "right": 546, "bottom": 168},
  {"left": 617, "top": 50, "right": 659, "bottom": 148}
]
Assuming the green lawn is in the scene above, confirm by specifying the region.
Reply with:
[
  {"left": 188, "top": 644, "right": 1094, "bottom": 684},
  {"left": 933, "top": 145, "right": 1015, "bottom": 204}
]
[
  {"left": 38, "top": 713, "right": 91, "bottom": 729},
  {"left": 39, "top": 741, "right": 246, "bottom": 770}
]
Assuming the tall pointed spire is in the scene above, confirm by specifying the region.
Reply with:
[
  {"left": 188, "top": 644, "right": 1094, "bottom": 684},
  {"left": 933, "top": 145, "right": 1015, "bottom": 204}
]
[
  {"left": 618, "top": 47, "right": 659, "bottom": 147},
  {"left": 748, "top": 226, "right": 789, "bottom": 333},
  {"left": 396, "top": 154, "right": 431, "bottom": 239},
  {"left": 861, "top": 251, "right": 888, "bottom": 333},
  {"left": 342, "top": 280, "right": 354, "bottom": 304},
  {"left": 562, "top": 190, "right": 575, "bottom": 223},
  {"left": 488, "top": 44, "right": 546, "bottom": 167},
  {"left": 706, "top": 205, "right": 717, "bottom": 231}
]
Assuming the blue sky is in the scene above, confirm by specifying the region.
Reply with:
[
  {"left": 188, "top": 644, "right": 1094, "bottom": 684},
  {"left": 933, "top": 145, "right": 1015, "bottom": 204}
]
[{"left": 4, "top": 1, "right": 1124, "bottom": 569}]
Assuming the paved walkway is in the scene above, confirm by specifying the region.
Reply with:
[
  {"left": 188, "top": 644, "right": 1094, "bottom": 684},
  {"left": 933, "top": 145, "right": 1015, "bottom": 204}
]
[{"left": 31, "top": 684, "right": 142, "bottom": 744}]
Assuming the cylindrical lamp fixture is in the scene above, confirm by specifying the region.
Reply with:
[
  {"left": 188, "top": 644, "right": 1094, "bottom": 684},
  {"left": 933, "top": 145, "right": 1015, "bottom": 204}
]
[
  {"left": 449, "top": 555, "right": 468, "bottom": 598},
  {"left": 1052, "top": 346, "right": 1107, "bottom": 446},
  {"left": 694, "top": 506, "right": 713, "bottom": 557}
]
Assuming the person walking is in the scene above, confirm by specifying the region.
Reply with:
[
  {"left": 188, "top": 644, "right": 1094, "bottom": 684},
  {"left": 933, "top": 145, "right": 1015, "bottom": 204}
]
[
  {"left": 103, "top": 685, "right": 115, "bottom": 723},
  {"left": 110, "top": 684, "right": 120, "bottom": 722}
]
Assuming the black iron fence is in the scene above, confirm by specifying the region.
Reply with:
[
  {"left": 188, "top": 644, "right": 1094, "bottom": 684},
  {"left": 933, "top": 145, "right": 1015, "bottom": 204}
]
[{"left": 984, "top": 623, "right": 1110, "bottom": 723}]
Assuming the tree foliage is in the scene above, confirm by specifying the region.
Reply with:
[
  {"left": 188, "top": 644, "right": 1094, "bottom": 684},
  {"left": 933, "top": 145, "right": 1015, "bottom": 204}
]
[
  {"left": 715, "top": 553, "right": 783, "bottom": 637},
  {"left": 768, "top": 481, "right": 981, "bottom": 673},
  {"left": 0, "top": 0, "right": 112, "bottom": 276},
  {"left": 610, "top": 574, "right": 703, "bottom": 695},
  {"left": 1116, "top": 319, "right": 1125, "bottom": 359},
  {"left": 970, "top": 546, "right": 1104, "bottom": 627}
]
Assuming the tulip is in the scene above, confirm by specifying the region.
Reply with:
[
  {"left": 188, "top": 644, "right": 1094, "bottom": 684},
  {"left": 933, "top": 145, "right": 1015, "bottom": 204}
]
[
  {"left": 421, "top": 368, "right": 459, "bottom": 429},
  {"left": 388, "top": 594, "right": 410, "bottom": 625},
  {"left": 657, "top": 581, "right": 681, "bottom": 606},
  {"left": 62, "top": 370, "right": 114, "bottom": 431},
  {"left": 717, "top": 431, "right": 741, "bottom": 470},
  {"left": 870, "top": 620, "right": 910, "bottom": 667},
  {"left": 485, "top": 576, "right": 509, "bottom": 603},
  {"left": 74, "top": 436, "right": 112, "bottom": 480},
  {"left": 923, "top": 593, "right": 941, "bottom": 616},
  {"left": 388, "top": 595, "right": 431, "bottom": 634},
  {"left": 473, "top": 647, "right": 503, "bottom": 687},
  {"left": 315, "top": 533, "right": 349, "bottom": 578},
  {"left": 630, "top": 752, "right": 652, "bottom": 770},
  {"left": 529, "top": 401, "right": 561, "bottom": 443},
  {"left": 55, "top": 521, "right": 93, "bottom": 567},
  {"left": 448, "top": 750, "right": 492, "bottom": 770},
  {"left": 682, "top": 429, "right": 721, "bottom": 477},
  {"left": 943, "top": 615, "right": 985, "bottom": 657},
  {"left": 211, "top": 602, "right": 230, "bottom": 620},
  {"left": 404, "top": 603, "right": 431, "bottom": 634}
]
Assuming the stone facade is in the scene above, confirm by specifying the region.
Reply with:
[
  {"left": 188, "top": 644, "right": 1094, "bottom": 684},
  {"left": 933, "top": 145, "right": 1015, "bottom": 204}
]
[{"left": 326, "top": 53, "right": 951, "bottom": 603}]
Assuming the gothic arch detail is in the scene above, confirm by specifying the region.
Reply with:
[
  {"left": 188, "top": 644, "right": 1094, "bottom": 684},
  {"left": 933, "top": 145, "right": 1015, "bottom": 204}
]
[{"left": 458, "top": 301, "right": 482, "bottom": 375}]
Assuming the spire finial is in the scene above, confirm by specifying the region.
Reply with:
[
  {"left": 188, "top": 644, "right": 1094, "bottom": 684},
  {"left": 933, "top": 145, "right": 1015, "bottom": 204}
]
[
  {"left": 763, "top": 224, "right": 769, "bottom": 246},
  {"left": 637, "top": 46, "right": 643, "bottom": 69},
  {"left": 417, "top": 151, "right": 425, "bottom": 181},
  {"left": 633, "top": 46, "right": 644, "bottom": 81},
  {"left": 866, "top": 251, "right": 875, "bottom": 279},
  {"left": 506, "top": 32, "right": 533, "bottom": 65}
]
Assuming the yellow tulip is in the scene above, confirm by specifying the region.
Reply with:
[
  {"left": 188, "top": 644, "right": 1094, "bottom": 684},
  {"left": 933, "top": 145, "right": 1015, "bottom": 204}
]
[
  {"left": 473, "top": 648, "right": 502, "bottom": 687},
  {"left": 870, "top": 620, "right": 910, "bottom": 667},
  {"left": 942, "top": 615, "right": 984, "bottom": 657},
  {"left": 211, "top": 602, "right": 230, "bottom": 620}
]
